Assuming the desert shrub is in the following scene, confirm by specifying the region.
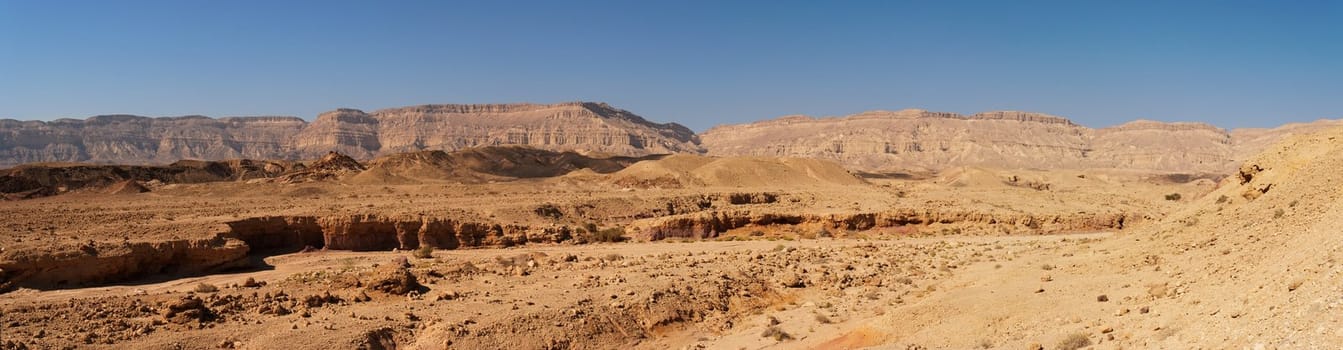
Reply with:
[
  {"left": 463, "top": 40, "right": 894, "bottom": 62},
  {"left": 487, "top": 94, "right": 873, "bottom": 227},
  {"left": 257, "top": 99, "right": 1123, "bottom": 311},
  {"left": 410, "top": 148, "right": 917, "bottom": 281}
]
[
  {"left": 589, "top": 227, "right": 626, "bottom": 243},
  {"left": 1057, "top": 333, "right": 1092, "bottom": 350},
  {"left": 413, "top": 245, "right": 434, "bottom": 259},
  {"left": 533, "top": 204, "right": 563, "bottom": 219},
  {"left": 193, "top": 283, "right": 219, "bottom": 293},
  {"left": 814, "top": 313, "right": 833, "bottom": 324},
  {"left": 1215, "top": 195, "right": 1229, "bottom": 204},
  {"left": 750, "top": 230, "right": 766, "bottom": 237},
  {"left": 761, "top": 326, "right": 793, "bottom": 341},
  {"left": 1041, "top": 264, "right": 1055, "bottom": 271},
  {"left": 584, "top": 222, "right": 599, "bottom": 234},
  {"left": 1165, "top": 193, "right": 1182, "bottom": 201}
]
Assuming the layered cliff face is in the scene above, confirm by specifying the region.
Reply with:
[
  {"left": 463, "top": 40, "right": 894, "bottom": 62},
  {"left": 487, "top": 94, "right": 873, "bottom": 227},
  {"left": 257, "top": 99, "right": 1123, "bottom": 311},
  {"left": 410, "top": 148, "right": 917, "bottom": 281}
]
[
  {"left": 0, "top": 116, "right": 307, "bottom": 167},
  {"left": 5, "top": 103, "right": 1337, "bottom": 174},
  {"left": 302, "top": 102, "right": 701, "bottom": 158},
  {"left": 0, "top": 102, "right": 702, "bottom": 167},
  {"left": 701, "top": 110, "right": 1343, "bottom": 173}
]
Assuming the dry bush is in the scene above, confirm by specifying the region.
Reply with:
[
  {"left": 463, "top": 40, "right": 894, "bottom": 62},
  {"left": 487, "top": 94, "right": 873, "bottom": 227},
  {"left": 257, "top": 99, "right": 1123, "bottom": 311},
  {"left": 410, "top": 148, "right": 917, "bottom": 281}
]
[
  {"left": 761, "top": 326, "right": 793, "bottom": 341},
  {"left": 193, "top": 283, "right": 219, "bottom": 293},
  {"left": 588, "top": 227, "right": 626, "bottom": 243},
  {"left": 413, "top": 246, "right": 434, "bottom": 259},
  {"left": 1057, "top": 332, "right": 1091, "bottom": 350},
  {"left": 1164, "top": 193, "right": 1182, "bottom": 201}
]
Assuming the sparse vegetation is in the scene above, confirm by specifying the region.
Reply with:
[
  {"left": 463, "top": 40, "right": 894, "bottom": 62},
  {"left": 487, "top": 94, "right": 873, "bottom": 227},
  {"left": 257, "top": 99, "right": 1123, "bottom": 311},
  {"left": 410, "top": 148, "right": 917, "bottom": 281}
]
[
  {"left": 761, "top": 326, "right": 793, "bottom": 341},
  {"left": 1216, "top": 195, "right": 1229, "bottom": 204},
  {"left": 1041, "top": 264, "right": 1054, "bottom": 271},
  {"left": 193, "top": 283, "right": 219, "bottom": 293},
  {"left": 413, "top": 245, "right": 434, "bottom": 259},
  {"left": 588, "top": 227, "right": 626, "bottom": 243},
  {"left": 1057, "top": 332, "right": 1092, "bottom": 350},
  {"left": 1165, "top": 193, "right": 1182, "bottom": 201}
]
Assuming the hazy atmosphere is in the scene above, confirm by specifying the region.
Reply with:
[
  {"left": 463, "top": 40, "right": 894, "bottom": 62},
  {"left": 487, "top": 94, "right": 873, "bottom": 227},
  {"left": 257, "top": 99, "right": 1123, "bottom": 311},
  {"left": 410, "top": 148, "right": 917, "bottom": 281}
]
[{"left": 3, "top": 0, "right": 1342, "bottom": 131}]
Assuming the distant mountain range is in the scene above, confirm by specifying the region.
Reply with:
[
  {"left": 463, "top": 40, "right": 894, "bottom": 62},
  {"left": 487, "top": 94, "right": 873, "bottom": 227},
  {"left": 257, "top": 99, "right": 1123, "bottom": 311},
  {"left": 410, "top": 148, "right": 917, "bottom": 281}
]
[
  {"left": 701, "top": 109, "right": 1343, "bottom": 173},
  {"left": 2, "top": 102, "right": 1338, "bottom": 174}
]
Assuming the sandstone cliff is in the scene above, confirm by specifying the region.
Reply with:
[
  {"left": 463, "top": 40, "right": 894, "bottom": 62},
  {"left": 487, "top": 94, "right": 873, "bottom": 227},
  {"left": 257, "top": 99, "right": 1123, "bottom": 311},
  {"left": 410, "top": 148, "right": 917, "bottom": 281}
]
[
  {"left": 0, "top": 115, "right": 306, "bottom": 167},
  {"left": 0, "top": 102, "right": 702, "bottom": 167},
  {"left": 700, "top": 110, "right": 1343, "bottom": 173}
]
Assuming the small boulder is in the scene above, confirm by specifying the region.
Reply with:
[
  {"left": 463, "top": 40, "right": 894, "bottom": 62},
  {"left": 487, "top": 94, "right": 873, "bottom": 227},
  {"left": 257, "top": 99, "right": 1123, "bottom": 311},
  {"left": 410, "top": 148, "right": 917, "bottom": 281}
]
[{"left": 366, "top": 263, "right": 422, "bottom": 295}]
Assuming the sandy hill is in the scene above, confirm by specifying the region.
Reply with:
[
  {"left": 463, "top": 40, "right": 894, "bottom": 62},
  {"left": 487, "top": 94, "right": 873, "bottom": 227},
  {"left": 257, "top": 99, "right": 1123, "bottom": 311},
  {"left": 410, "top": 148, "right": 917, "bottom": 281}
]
[
  {"left": 701, "top": 109, "right": 1343, "bottom": 174},
  {"left": 844, "top": 124, "right": 1343, "bottom": 348},
  {"left": 350, "top": 146, "right": 656, "bottom": 184},
  {"left": 607, "top": 154, "right": 865, "bottom": 188},
  {"left": 0, "top": 102, "right": 701, "bottom": 167}
]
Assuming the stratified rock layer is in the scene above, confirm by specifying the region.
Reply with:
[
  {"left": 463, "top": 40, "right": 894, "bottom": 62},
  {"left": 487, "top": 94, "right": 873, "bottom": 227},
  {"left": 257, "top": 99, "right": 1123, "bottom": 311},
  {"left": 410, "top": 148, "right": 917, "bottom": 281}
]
[
  {"left": 0, "top": 102, "right": 701, "bottom": 167},
  {"left": 700, "top": 109, "right": 1343, "bottom": 173}
]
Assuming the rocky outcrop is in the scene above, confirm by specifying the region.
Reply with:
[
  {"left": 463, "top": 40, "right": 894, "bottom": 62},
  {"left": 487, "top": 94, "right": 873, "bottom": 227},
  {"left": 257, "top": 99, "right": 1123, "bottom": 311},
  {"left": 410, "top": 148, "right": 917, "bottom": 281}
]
[
  {"left": 701, "top": 109, "right": 1343, "bottom": 173},
  {"left": 276, "top": 151, "right": 365, "bottom": 183},
  {"left": 220, "top": 214, "right": 571, "bottom": 252},
  {"left": 0, "top": 237, "right": 250, "bottom": 290},
  {"left": 0, "top": 102, "right": 701, "bottom": 167},
  {"left": 628, "top": 208, "right": 1134, "bottom": 241},
  {"left": 352, "top": 146, "right": 659, "bottom": 184},
  {"left": 0, "top": 158, "right": 298, "bottom": 199}
]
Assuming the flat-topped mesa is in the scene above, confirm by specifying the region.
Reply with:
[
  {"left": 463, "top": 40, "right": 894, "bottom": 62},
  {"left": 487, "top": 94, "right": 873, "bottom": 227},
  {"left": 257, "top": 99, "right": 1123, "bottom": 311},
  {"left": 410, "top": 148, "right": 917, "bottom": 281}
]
[
  {"left": 304, "top": 101, "right": 702, "bottom": 158},
  {"left": 970, "top": 111, "right": 1077, "bottom": 126},
  {"left": 0, "top": 114, "right": 309, "bottom": 166},
  {"left": 701, "top": 108, "right": 1341, "bottom": 173},
  {"left": 373, "top": 103, "right": 571, "bottom": 115},
  {"left": 847, "top": 109, "right": 964, "bottom": 120},
  {"left": 0, "top": 101, "right": 700, "bottom": 167},
  {"left": 1099, "top": 119, "right": 1224, "bottom": 133},
  {"left": 708, "top": 109, "right": 964, "bottom": 132}
]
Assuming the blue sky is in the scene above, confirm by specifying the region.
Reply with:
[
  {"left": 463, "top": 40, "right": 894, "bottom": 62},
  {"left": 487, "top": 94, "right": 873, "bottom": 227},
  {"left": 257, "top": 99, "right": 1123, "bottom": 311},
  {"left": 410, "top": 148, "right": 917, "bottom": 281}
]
[{"left": 2, "top": 1, "right": 1341, "bottom": 131}]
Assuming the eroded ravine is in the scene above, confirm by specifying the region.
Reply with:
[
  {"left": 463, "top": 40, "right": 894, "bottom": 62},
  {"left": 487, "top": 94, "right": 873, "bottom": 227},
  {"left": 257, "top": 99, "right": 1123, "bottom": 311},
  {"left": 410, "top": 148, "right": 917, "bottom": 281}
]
[{"left": 0, "top": 203, "right": 1134, "bottom": 292}]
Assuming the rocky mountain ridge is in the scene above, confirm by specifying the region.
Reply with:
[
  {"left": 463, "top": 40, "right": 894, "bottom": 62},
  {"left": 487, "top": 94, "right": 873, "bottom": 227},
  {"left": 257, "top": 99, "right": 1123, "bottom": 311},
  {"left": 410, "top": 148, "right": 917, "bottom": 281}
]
[
  {"left": 0, "top": 102, "right": 701, "bottom": 167},
  {"left": 3, "top": 103, "right": 1339, "bottom": 174},
  {"left": 701, "top": 109, "right": 1343, "bottom": 173}
]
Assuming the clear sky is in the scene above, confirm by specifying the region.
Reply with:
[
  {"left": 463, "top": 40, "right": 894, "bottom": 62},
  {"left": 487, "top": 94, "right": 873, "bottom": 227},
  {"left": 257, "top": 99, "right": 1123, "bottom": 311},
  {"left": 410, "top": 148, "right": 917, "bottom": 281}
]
[{"left": 2, "top": 1, "right": 1341, "bottom": 132}]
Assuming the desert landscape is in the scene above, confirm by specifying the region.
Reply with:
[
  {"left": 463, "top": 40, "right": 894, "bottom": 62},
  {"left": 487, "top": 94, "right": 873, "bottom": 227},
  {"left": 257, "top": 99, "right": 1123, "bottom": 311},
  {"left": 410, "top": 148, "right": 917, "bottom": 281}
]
[{"left": 0, "top": 101, "right": 1340, "bottom": 349}]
